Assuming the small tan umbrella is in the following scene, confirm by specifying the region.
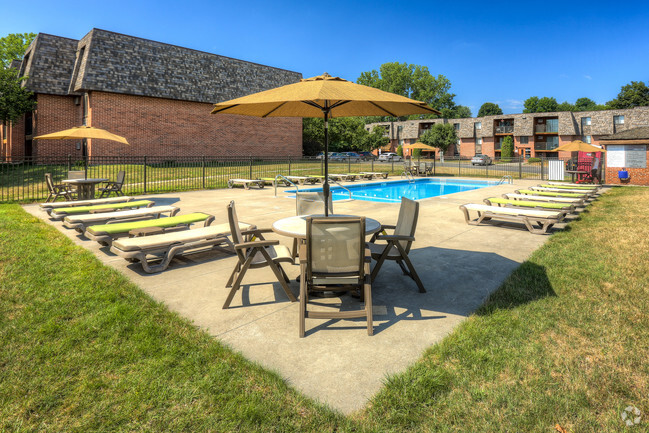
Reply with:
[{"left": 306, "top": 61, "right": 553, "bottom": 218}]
[
  {"left": 403, "top": 142, "right": 436, "bottom": 151},
  {"left": 212, "top": 73, "right": 439, "bottom": 215},
  {"left": 554, "top": 140, "right": 606, "bottom": 153},
  {"left": 34, "top": 125, "right": 129, "bottom": 144}
]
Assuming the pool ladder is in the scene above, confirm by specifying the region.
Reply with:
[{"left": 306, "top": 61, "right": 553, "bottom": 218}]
[
  {"left": 401, "top": 170, "right": 415, "bottom": 183},
  {"left": 274, "top": 174, "right": 299, "bottom": 197},
  {"left": 497, "top": 175, "right": 514, "bottom": 185},
  {"left": 328, "top": 177, "right": 353, "bottom": 200}
]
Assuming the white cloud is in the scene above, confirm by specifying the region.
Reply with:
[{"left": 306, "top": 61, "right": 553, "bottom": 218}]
[
  {"left": 504, "top": 99, "right": 524, "bottom": 110},
  {"left": 584, "top": 74, "right": 593, "bottom": 80}
]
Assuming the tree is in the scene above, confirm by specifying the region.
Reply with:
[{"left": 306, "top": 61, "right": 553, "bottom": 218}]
[
  {"left": 556, "top": 101, "right": 575, "bottom": 112},
  {"left": 0, "top": 67, "right": 37, "bottom": 123},
  {"left": 0, "top": 33, "right": 36, "bottom": 68},
  {"left": 574, "top": 97, "right": 598, "bottom": 111},
  {"left": 523, "top": 96, "right": 558, "bottom": 113},
  {"left": 445, "top": 105, "right": 472, "bottom": 118},
  {"left": 501, "top": 136, "right": 514, "bottom": 159},
  {"left": 477, "top": 102, "right": 503, "bottom": 117},
  {"left": 607, "top": 81, "right": 649, "bottom": 109},
  {"left": 302, "top": 117, "right": 388, "bottom": 155},
  {"left": 419, "top": 123, "right": 457, "bottom": 162}
]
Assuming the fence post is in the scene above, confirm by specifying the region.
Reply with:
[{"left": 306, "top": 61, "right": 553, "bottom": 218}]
[
  {"left": 288, "top": 156, "right": 292, "bottom": 176},
  {"left": 143, "top": 156, "right": 147, "bottom": 194},
  {"left": 541, "top": 158, "right": 545, "bottom": 180},
  {"left": 202, "top": 156, "right": 206, "bottom": 189},
  {"left": 67, "top": 155, "right": 72, "bottom": 172},
  {"left": 458, "top": 157, "right": 461, "bottom": 176},
  {"left": 348, "top": 157, "right": 351, "bottom": 173},
  {"left": 249, "top": 156, "right": 253, "bottom": 180},
  {"left": 433, "top": 156, "right": 436, "bottom": 175},
  {"left": 519, "top": 157, "right": 523, "bottom": 179},
  {"left": 371, "top": 158, "right": 374, "bottom": 172},
  {"left": 391, "top": 159, "right": 394, "bottom": 173},
  {"left": 486, "top": 161, "right": 489, "bottom": 178}
]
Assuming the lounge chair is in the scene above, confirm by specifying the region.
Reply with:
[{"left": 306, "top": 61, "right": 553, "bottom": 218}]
[
  {"left": 98, "top": 170, "right": 126, "bottom": 198},
  {"left": 227, "top": 178, "right": 265, "bottom": 189},
  {"left": 538, "top": 184, "right": 596, "bottom": 191},
  {"left": 222, "top": 201, "right": 296, "bottom": 309},
  {"left": 109, "top": 221, "right": 255, "bottom": 273},
  {"left": 62, "top": 205, "right": 180, "bottom": 232},
  {"left": 85, "top": 212, "right": 215, "bottom": 245},
  {"left": 284, "top": 175, "right": 319, "bottom": 185},
  {"left": 40, "top": 196, "right": 135, "bottom": 214},
  {"left": 45, "top": 173, "right": 75, "bottom": 202},
  {"left": 329, "top": 173, "right": 355, "bottom": 181},
  {"left": 530, "top": 186, "right": 593, "bottom": 197},
  {"left": 258, "top": 177, "right": 291, "bottom": 187},
  {"left": 360, "top": 171, "right": 389, "bottom": 179},
  {"left": 484, "top": 197, "right": 575, "bottom": 213},
  {"left": 515, "top": 189, "right": 588, "bottom": 199},
  {"left": 459, "top": 203, "right": 566, "bottom": 234},
  {"left": 502, "top": 193, "right": 585, "bottom": 207},
  {"left": 299, "top": 216, "right": 373, "bottom": 337},
  {"left": 368, "top": 197, "right": 425, "bottom": 292},
  {"left": 349, "top": 172, "right": 373, "bottom": 180},
  {"left": 546, "top": 181, "right": 601, "bottom": 189},
  {"left": 49, "top": 199, "right": 155, "bottom": 220}
]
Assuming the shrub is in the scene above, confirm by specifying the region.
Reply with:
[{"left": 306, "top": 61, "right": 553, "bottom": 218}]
[
  {"left": 527, "top": 157, "right": 541, "bottom": 163},
  {"left": 501, "top": 136, "right": 514, "bottom": 159},
  {"left": 396, "top": 145, "right": 403, "bottom": 157}
]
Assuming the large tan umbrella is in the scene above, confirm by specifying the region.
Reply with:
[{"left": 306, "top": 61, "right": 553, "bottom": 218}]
[
  {"left": 554, "top": 140, "right": 606, "bottom": 153},
  {"left": 211, "top": 73, "right": 439, "bottom": 215},
  {"left": 404, "top": 142, "right": 436, "bottom": 151},
  {"left": 34, "top": 125, "right": 129, "bottom": 144}
]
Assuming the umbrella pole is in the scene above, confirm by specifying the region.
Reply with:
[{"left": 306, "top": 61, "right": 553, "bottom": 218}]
[{"left": 323, "top": 106, "right": 330, "bottom": 217}]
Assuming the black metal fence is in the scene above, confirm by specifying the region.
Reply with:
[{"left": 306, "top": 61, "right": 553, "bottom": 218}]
[{"left": 1, "top": 155, "right": 558, "bottom": 203}]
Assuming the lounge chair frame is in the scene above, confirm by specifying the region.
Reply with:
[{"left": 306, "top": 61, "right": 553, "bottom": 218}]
[
  {"left": 360, "top": 171, "right": 389, "bottom": 179},
  {"left": 227, "top": 178, "right": 265, "bottom": 189},
  {"left": 45, "top": 173, "right": 75, "bottom": 202},
  {"left": 460, "top": 204, "right": 566, "bottom": 235},
  {"left": 484, "top": 198, "right": 575, "bottom": 213},
  {"left": 63, "top": 206, "right": 180, "bottom": 232},
  {"left": 40, "top": 196, "right": 135, "bottom": 214}
]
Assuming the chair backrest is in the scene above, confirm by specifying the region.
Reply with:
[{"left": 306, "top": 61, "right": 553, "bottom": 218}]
[
  {"left": 296, "top": 192, "right": 333, "bottom": 216},
  {"left": 227, "top": 200, "right": 247, "bottom": 261},
  {"left": 306, "top": 216, "right": 365, "bottom": 285},
  {"left": 394, "top": 197, "right": 419, "bottom": 253},
  {"left": 115, "top": 170, "right": 126, "bottom": 185},
  {"left": 67, "top": 170, "right": 85, "bottom": 179},
  {"left": 44, "top": 173, "right": 55, "bottom": 192}
]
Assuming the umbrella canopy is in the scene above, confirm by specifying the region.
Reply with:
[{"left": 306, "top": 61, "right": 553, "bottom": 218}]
[
  {"left": 403, "top": 142, "right": 437, "bottom": 151},
  {"left": 34, "top": 125, "right": 129, "bottom": 145},
  {"left": 554, "top": 140, "right": 606, "bottom": 153},
  {"left": 211, "top": 73, "right": 440, "bottom": 215}
]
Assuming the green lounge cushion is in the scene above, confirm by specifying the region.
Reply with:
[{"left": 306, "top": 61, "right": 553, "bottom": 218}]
[
  {"left": 519, "top": 189, "right": 584, "bottom": 198},
  {"left": 539, "top": 184, "right": 594, "bottom": 190},
  {"left": 87, "top": 213, "right": 211, "bottom": 235},
  {"left": 55, "top": 200, "right": 153, "bottom": 215},
  {"left": 488, "top": 197, "right": 568, "bottom": 209}
]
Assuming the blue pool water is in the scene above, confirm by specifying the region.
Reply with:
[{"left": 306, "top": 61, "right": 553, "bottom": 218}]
[{"left": 289, "top": 178, "right": 497, "bottom": 203}]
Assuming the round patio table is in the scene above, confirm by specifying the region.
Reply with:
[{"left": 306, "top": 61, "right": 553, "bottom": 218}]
[
  {"left": 62, "top": 178, "right": 108, "bottom": 200},
  {"left": 272, "top": 214, "right": 381, "bottom": 240}
]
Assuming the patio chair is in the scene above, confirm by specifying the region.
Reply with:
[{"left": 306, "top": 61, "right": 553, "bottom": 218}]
[
  {"left": 292, "top": 191, "right": 334, "bottom": 259},
  {"left": 299, "top": 216, "right": 373, "bottom": 337},
  {"left": 44, "top": 173, "right": 75, "bottom": 202},
  {"left": 484, "top": 197, "right": 575, "bottom": 213},
  {"left": 110, "top": 221, "right": 255, "bottom": 273},
  {"left": 227, "top": 178, "right": 265, "bottom": 189},
  {"left": 459, "top": 203, "right": 566, "bottom": 235},
  {"left": 98, "top": 170, "right": 126, "bottom": 198},
  {"left": 49, "top": 199, "right": 155, "bottom": 220},
  {"left": 62, "top": 205, "right": 180, "bottom": 232},
  {"left": 222, "top": 201, "right": 296, "bottom": 309},
  {"left": 368, "top": 197, "right": 426, "bottom": 293}
]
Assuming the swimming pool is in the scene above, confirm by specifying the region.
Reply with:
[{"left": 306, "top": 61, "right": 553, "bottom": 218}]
[{"left": 289, "top": 178, "right": 497, "bottom": 203}]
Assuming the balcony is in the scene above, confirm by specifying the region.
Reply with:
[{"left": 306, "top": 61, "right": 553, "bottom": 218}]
[
  {"left": 495, "top": 125, "right": 514, "bottom": 134},
  {"left": 534, "top": 143, "right": 559, "bottom": 151},
  {"left": 534, "top": 124, "right": 558, "bottom": 134}
]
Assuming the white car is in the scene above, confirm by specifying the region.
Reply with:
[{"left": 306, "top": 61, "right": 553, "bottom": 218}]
[{"left": 378, "top": 152, "right": 402, "bottom": 162}]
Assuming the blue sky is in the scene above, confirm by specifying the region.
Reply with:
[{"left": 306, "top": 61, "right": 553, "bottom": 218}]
[{"left": 4, "top": 0, "right": 648, "bottom": 115}]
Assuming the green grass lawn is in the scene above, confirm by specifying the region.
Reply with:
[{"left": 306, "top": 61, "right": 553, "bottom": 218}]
[{"left": 2, "top": 187, "right": 647, "bottom": 432}]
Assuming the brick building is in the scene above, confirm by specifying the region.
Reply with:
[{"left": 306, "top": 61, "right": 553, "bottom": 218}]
[
  {"left": 1, "top": 29, "right": 303, "bottom": 160},
  {"left": 599, "top": 127, "right": 649, "bottom": 185},
  {"left": 366, "top": 106, "right": 649, "bottom": 162}
]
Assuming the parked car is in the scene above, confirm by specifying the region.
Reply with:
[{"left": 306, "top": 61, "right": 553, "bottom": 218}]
[
  {"left": 358, "top": 151, "right": 377, "bottom": 160},
  {"left": 341, "top": 152, "right": 361, "bottom": 162},
  {"left": 378, "top": 152, "right": 402, "bottom": 162},
  {"left": 315, "top": 152, "right": 333, "bottom": 160},
  {"left": 328, "top": 152, "right": 347, "bottom": 161},
  {"left": 471, "top": 154, "right": 492, "bottom": 166}
]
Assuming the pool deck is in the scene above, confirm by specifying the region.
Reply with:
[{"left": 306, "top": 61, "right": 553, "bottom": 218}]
[{"left": 24, "top": 177, "right": 591, "bottom": 414}]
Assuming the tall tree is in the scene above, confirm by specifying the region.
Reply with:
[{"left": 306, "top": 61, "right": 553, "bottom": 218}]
[
  {"left": 556, "top": 101, "right": 575, "bottom": 112},
  {"left": 0, "top": 67, "right": 37, "bottom": 123},
  {"left": 0, "top": 33, "right": 36, "bottom": 68},
  {"left": 445, "top": 105, "right": 472, "bottom": 118},
  {"left": 419, "top": 123, "right": 457, "bottom": 162},
  {"left": 302, "top": 117, "right": 388, "bottom": 155},
  {"left": 501, "top": 136, "right": 514, "bottom": 159},
  {"left": 523, "top": 96, "right": 558, "bottom": 113},
  {"left": 574, "top": 97, "right": 598, "bottom": 111},
  {"left": 477, "top": 102, "right": 503, "bottom": 117},
  {"left": 607, "top": 81, "right": 649, "bottom": 109}
]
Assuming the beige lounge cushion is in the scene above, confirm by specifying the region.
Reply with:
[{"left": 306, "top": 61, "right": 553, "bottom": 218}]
[
  {"left": 64, "top": 206, "right": 177, "bottom": 224},
  {"left": 504, "top": 194, "right": 581, "bottom": 204},
  {"left": 112, "top": 222, "right": 253, "bottom": 252},
  {"left": 463, "top": 203, "right": 562, "bottom": 218}
]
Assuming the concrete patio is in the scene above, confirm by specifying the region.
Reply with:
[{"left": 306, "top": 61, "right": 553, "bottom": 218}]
[{"left": 24, "top": 177, "right": 578, "bottom": 413}]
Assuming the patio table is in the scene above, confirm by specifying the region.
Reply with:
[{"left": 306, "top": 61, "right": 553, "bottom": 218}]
[
  {"left": 272, "top": 214, "right": 381, "bottom": 240},
  {"left": 62, "top": 177, "right": 108, "bottom": 200}
]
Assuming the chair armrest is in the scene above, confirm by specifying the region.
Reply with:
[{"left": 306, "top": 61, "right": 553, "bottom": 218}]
[
  {"left": 235, "top": 239, "right": 279, "bottom": 250},
  {"left": 375, "top": 234, "right": 415, "bottom": 242},
  {"left": 379, "top": 224, "right": 396, "bottom": 230}
]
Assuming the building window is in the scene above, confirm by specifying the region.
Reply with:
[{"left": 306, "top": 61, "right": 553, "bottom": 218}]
[
  {"left": 583, "top": 135, "right": 592, "bottom": 144},
  {"left": 519, "top": 136, "right": 529, "bottom": 145},
  {"left": 455, "top": 138, "right": 460, "bottom": 155},
  {"left": 614, "top": 115, "right": 625, "bottom": 125},
  {"left": 475, "top": 138, "right": 482, "bottom": 154},
  {"left": 547, "top": 136, "right": 559, "bottom": 150},
  {"left": 581, "top": 117, "right": 591, "bottom": 127},
  {"left": 524, "top": 148, "right": 531, "bottom": 158},
  {"left": 474, "top": 122, "right": 482, "bottom": 130},
  {"left": 454, "top": 123, "right": 460, "bottom": 131}
]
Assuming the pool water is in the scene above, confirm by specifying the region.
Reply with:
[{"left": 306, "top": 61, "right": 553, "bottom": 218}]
[{"left": 290, "top": 178, "right": 497, "bottom": 203}]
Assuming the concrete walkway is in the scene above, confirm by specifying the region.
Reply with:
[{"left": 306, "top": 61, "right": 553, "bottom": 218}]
[{"left": 25, "top": 177, "right": 571, "bottom": 413}]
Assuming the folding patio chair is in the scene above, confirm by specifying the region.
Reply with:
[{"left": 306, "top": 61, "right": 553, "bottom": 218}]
[
  {"left": 98, "top": 170, "right": 126, "bottom": 197},
  {"left": 299, "top": 216, "right": 373, "bottom": 337},
  {"left": 45, "top": 173, "right": 75, "bottom": 202},
  {"left": 292, "top": 191, "right": 334, "bottom": 259}
]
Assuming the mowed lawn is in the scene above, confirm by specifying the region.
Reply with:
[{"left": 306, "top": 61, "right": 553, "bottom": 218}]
[{"left": 1, "top": 186, "right": 648, "bottom": 432}]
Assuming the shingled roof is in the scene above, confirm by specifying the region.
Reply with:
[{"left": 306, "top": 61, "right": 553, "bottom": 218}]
[
  {"left": 599, "top": 126, "right": 649, "bottom": 141},
  {"left": 20, "top": 29, "right": 302, "bottom": 104}
]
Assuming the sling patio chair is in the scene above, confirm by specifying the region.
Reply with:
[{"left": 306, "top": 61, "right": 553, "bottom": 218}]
[
  {"left": 62, "top": 205, "right": 180, "bottom": 232},
  {"left": 299, "top": 216, "right": 373, "bottom": 337},
  {"left": 44, "top": 173, "right": 75, "bottom": 203},
  {"left": 291, "top": 191, "right": 334, "bottom": 259},
  {"left": 98, "top": 170, "right": 126, "bottom": 198},
  {"left": 222, "top": 201, "right": 296, "bottom": 309},
  {"left": 227, "top": 178, "right": 265, "bottom": 189},
  {"left": 368, "top": 196, "right": 426, "bottom": 293},
  {"left": 49, "top": 199, "right": 155, "bottom": 220},
  {"left": 502, "top": 193, "right": 585, "bottom": 207},
  {"left": 484, "top": 197, "right": 575, "bottom": 213},
  {"left": 40, "top": 196, "right": 135, "bottom": 215},
  {"left": 110, "top": 221, "right": 255, "bottom": 273},
  {"left": 84, "top": 212, "right": 215, "bottom": 246},
  {"left": 459, "top": 203, "right": 567, "bottom": 235}
]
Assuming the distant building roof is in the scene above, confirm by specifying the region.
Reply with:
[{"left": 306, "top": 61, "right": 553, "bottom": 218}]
[
  {"left": 599, "top": 126, "right": 649, "bottom": 142},
  {"left": 20, "top": 29, "right": 302, "bottom": 104}
]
